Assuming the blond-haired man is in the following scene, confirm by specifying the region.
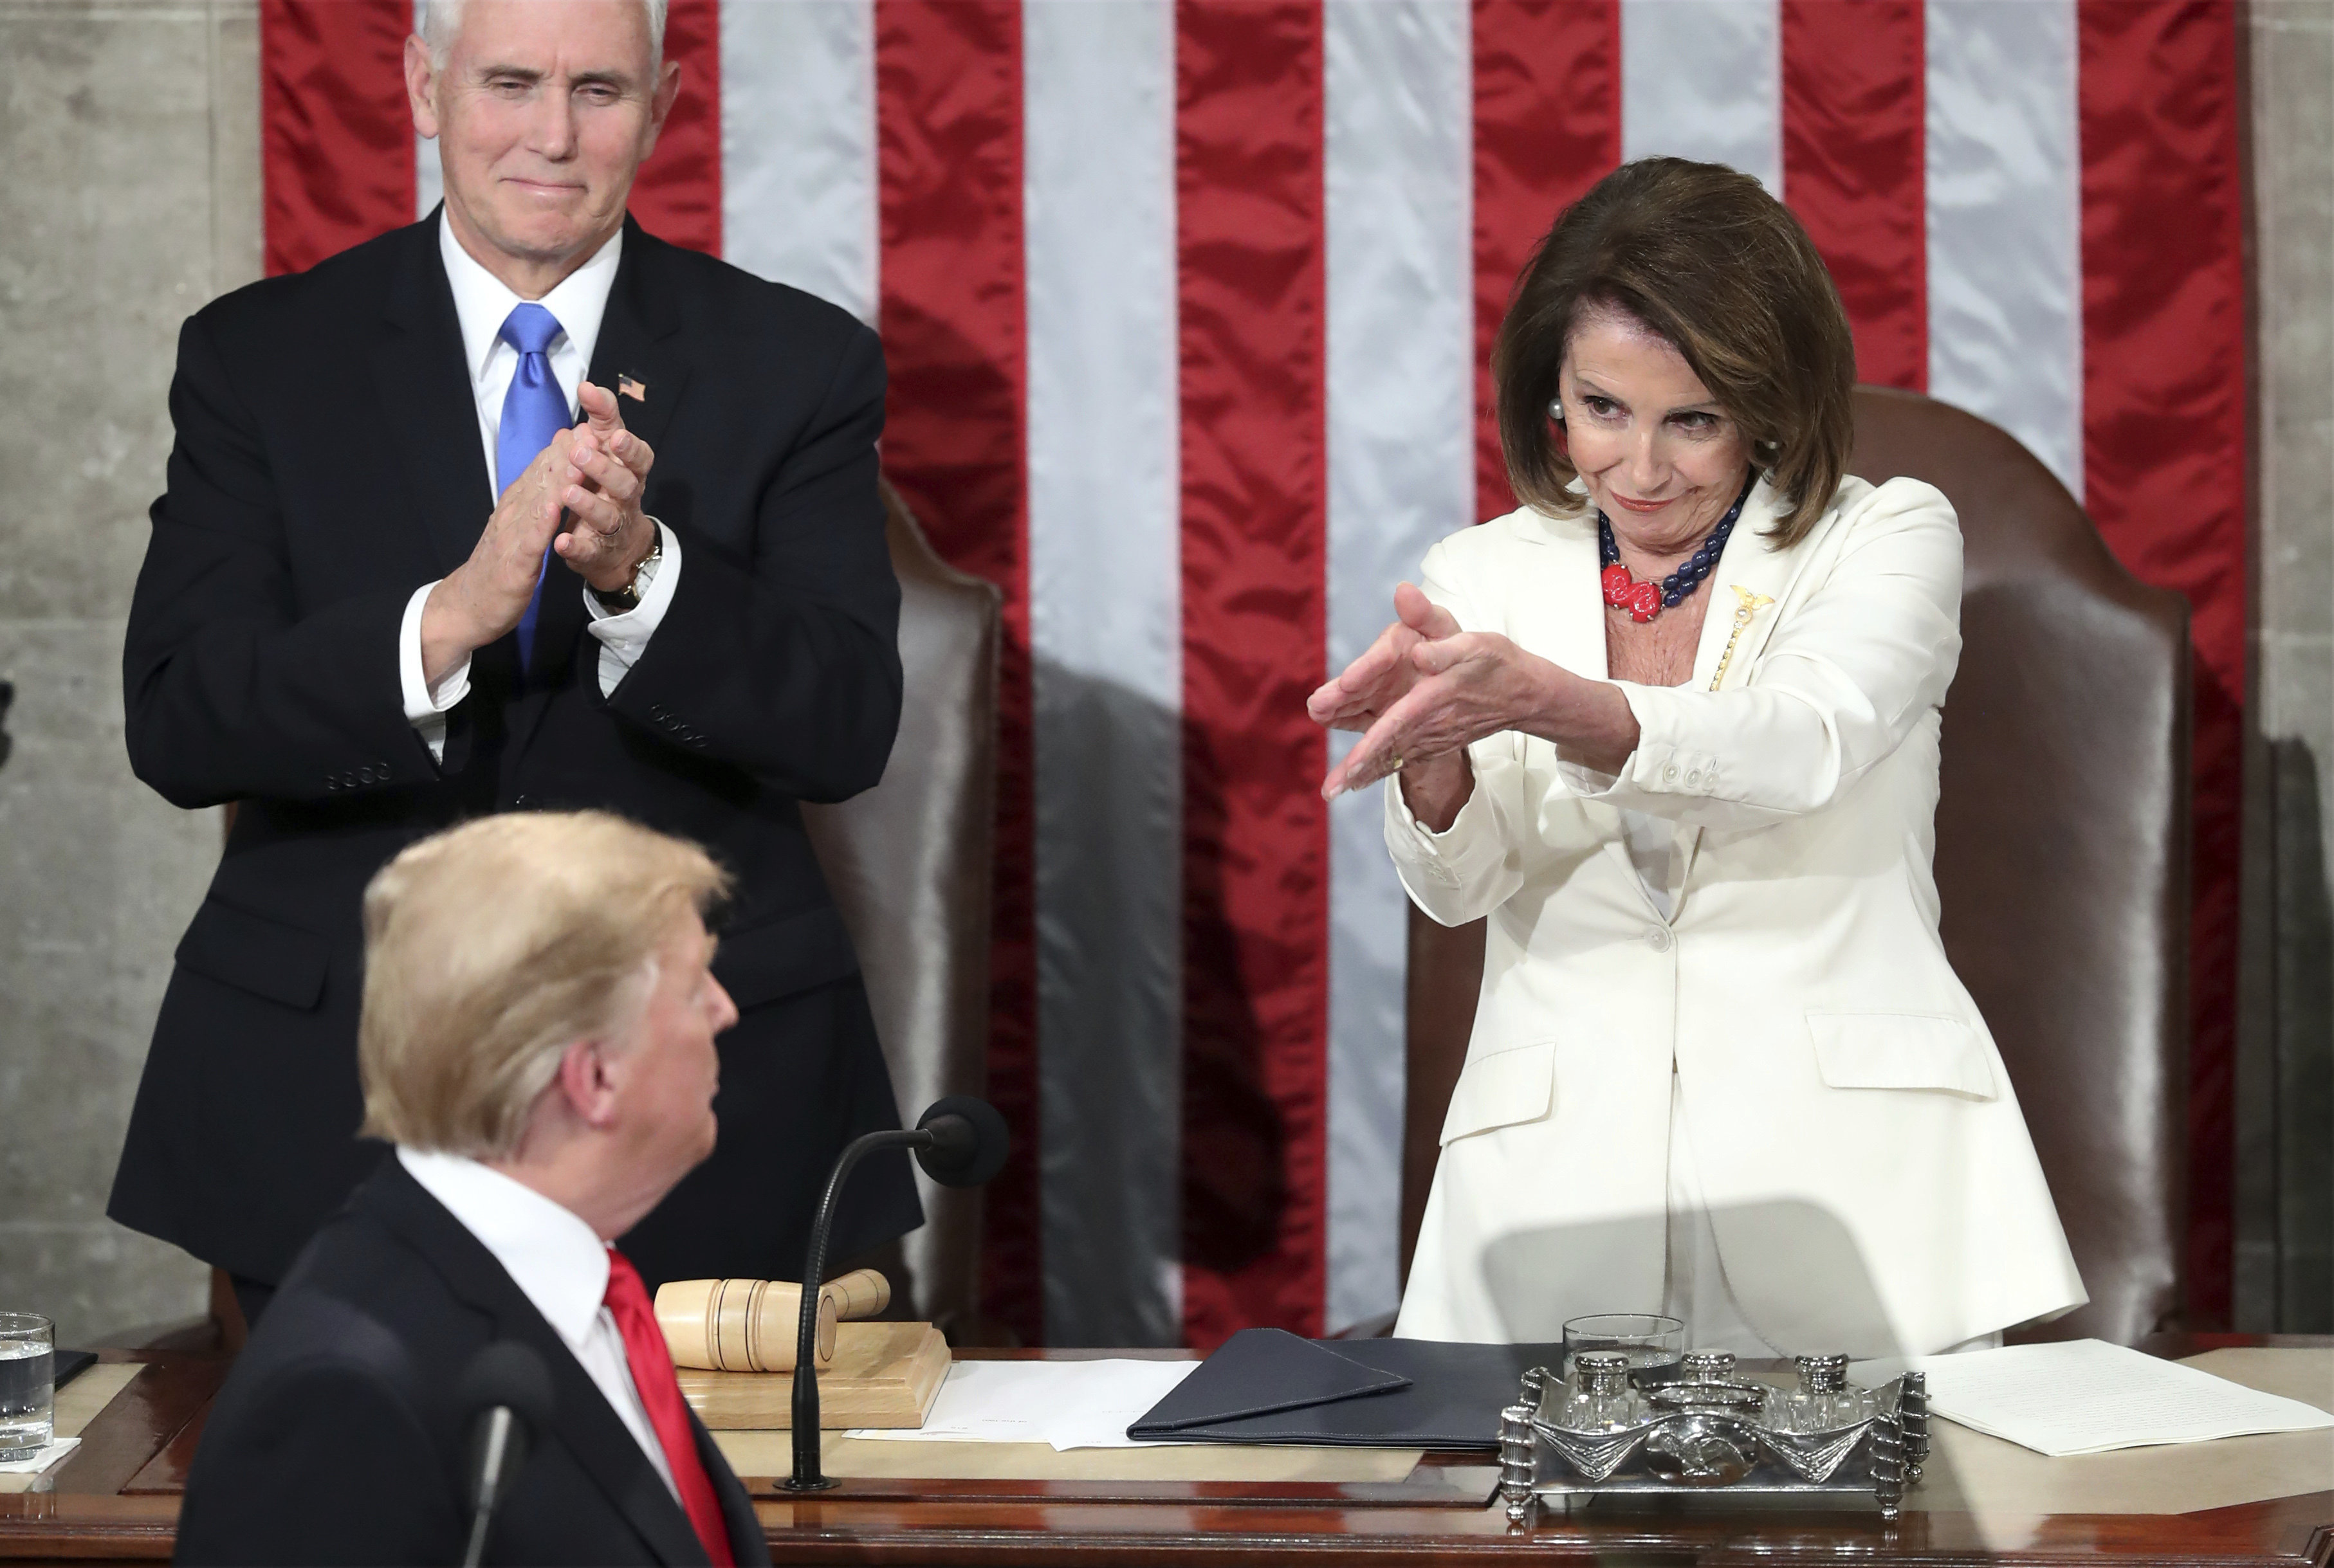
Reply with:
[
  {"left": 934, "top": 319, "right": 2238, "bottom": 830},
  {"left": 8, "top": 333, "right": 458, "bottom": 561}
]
[{"left": 178, "top": 814, "right": 767, "bottom": 1567}]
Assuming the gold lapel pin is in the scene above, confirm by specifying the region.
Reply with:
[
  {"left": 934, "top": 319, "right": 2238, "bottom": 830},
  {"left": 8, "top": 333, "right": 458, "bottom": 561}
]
[{"left": 1708, "top": 585, "right": 1775, "bottom": 691}]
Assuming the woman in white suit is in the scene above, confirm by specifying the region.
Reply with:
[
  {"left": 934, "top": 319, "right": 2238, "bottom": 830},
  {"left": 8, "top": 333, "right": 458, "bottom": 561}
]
[{"left": 1310, "top": 158, "right": 2084, "bottom": 1358}]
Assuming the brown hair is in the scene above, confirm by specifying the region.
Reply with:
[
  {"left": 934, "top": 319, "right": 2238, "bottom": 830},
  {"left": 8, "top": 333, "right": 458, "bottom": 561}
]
[
  {"left": 1493, "top": 157, "right": 1856, "bottom": 545},
  {"left": 358, "top": 811, "right": 730, "bottom": 1158}
]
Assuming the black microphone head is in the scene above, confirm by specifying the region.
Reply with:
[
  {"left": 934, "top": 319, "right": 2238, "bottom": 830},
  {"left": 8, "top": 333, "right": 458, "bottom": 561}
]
[
  {"left": 913, "top": 1096, "right": 1010, "bottom": 1188},
  {"left": 458, "top": 1340, "right": 556, "bottom": 1432},
  {"left": 459, "top": 1341, "right": 553, "bottom": 1522}
]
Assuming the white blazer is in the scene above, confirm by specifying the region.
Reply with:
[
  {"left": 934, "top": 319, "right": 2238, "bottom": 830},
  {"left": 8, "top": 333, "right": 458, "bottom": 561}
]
[{"left": 1388, "top": 475, "right": 2086, "bottom": 1356}]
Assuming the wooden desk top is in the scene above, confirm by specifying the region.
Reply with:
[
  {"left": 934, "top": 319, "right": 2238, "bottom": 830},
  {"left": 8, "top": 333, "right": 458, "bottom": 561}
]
[{"left": 3, "top": 1337, "right": 2326, "bottom": 1566}]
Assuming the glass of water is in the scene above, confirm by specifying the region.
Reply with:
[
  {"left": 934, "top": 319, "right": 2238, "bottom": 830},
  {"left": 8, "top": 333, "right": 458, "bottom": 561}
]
[
  {"left": 1561, "top": 1312, "right": 1686, "bottom": 1385},
  {"left": 0, "top": 1314, "right": 54, "bottom": 1461}
]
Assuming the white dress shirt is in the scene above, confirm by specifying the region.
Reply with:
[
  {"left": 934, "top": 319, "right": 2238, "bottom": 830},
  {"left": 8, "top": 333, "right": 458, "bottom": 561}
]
[
  {"left": 396, "top": 1146, "right": 682, "bottom": 1502},
  {"left": 398, "top": 214, "right": 684, "bottom": 760}
]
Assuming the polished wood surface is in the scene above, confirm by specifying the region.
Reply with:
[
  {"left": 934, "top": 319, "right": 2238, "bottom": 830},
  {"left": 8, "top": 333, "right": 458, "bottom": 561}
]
[{"left": 2, "top": 1340, "right": 2326, "bottom": 1565}]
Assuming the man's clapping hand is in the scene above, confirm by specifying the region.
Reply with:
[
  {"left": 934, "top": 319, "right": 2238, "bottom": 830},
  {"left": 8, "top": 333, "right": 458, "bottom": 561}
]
[
  {"left": 553, "top": 381, "right": 657, "bottom": 594},
  {"left": 419, "top": 432, "right": 574, "bottom": 686},
  {"left": 418, "top": 381, "right": 659, "bottom": 686}
]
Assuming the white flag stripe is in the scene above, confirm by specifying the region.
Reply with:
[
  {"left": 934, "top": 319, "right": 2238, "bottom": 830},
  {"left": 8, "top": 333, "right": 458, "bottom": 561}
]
[
  {"left": 1924, "top": 0, "right": 2084, "bottom": 498},
  {"left": 1322, "top": 0, "right": 1474, "bottom": 1334},
  {"left": 1024, "top": 0, "right": 1186, "bottom": 1347},
  {"left": 1621, "top": 0, "right": 1783, "bottom": 196},
  {"left": 719, "top": 0, "right": 878, "bottom": 323}
]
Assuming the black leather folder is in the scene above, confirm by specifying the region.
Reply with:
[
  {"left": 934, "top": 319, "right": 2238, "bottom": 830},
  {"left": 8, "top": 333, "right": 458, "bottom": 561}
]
[
  {"left": 1129, "top": 1331, "right": 1562, "bottom": 1450},
  {"left": 1132, "top": 1329, "right": 1410, "bottom": 1430}
]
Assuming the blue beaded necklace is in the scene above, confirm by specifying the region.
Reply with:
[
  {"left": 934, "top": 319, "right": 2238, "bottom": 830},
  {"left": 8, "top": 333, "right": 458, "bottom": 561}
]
[{"left": 1597, "top": 475, "right": 1758, "bottom": 624}]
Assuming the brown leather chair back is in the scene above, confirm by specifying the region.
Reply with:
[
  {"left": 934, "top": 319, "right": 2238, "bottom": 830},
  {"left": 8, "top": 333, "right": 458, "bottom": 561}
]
[
  {"left": 802, "top": 477, "right": 1001, "bottom": 1336},
  {"left": 1401, "top": 387, "right": 2191, "bottom": 1346}
]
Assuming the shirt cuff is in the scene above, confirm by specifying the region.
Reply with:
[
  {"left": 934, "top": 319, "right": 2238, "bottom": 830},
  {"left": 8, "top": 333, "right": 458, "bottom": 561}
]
[
  {"left": 399, "top": 582, "right": 471, "bottom": 764},
  {"left": 583, "top": 520, "right": 679, "bottom": 697}
]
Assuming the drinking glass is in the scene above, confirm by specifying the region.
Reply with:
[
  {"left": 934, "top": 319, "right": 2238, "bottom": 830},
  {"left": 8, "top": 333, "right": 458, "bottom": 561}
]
[
  {"left": 1561, "top": 1312, "right": 1686, "bottom": 1385},
  {"left": 0, "top": 1314, "right": 53, "bottom": 1461}
]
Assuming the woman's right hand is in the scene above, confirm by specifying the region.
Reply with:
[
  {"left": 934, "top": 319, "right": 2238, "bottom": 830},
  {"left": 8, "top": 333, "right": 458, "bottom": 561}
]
[{"left": 1306, "top": 582, "right": 1462, "bottom": 733}]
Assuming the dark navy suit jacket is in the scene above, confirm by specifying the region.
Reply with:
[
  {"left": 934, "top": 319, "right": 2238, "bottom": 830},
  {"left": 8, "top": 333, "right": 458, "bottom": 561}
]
[{"left": 176, "top": 1160, "right": 772, "bottom": 1565}]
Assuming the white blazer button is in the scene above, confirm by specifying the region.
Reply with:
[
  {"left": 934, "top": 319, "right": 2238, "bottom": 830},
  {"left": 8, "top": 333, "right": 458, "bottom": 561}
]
[
  {"left": 1647, "top": 927, "right": 1673, "bottom": 952},
  {"left": 1663, "top": 764, "right": 1678, "bottom": 781},
  {"left": 1686, "top": 770, "right": 1702, "bottom": 787}
]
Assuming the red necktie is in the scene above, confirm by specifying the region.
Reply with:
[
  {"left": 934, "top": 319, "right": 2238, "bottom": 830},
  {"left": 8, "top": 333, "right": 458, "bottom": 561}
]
[{"left": 603, "top": 1248, "right": 737, "bottom": 1566}]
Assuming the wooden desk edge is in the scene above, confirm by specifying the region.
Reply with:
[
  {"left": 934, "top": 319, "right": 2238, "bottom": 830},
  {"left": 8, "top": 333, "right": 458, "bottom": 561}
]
[{"left": 3, "top": 1340, "right": 2327, "bottom": 1564}]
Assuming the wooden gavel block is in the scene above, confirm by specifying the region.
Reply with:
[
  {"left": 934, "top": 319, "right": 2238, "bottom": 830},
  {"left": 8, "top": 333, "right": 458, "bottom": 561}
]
[{"left": 654, "top": 1269, "right": 892, "bottom": 1373}]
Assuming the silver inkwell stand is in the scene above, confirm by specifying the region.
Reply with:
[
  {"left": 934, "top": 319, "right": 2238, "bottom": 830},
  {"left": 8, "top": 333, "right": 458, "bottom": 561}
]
[{"left": 1498, "top": 1347, "right": 1931, "bottom": 1521}]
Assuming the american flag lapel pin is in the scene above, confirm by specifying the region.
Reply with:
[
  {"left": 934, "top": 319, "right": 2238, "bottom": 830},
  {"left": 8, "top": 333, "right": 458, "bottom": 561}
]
[{"left": 618, "top": 372, "right": 648, "bottom": 403}]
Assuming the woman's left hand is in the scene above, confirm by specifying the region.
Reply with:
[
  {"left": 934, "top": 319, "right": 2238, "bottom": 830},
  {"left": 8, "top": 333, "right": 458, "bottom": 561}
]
[
  {"left": 1321, "top": 631, "right": 1548, "bottom": 798},
  {"left": 1322, "top": 631, "right": 1644, "bottom": 799}
]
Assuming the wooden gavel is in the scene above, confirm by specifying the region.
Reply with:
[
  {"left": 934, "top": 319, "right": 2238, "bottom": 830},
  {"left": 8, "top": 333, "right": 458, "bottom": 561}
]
[{"left": 653, "top": 1270, "right": 892, "bottom": 1373}]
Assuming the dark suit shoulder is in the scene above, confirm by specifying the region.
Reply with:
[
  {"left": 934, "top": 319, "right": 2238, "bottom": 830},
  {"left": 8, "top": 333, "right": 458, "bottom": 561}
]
[
  {"left": 225, "top": 1185, "right": 490, "bottom": 1421},
  {"left": 624, "top": 223, "right": 878, "bottom": 366},
  {"left": 178, "top": 1196, "right": 474, "bottom": 1565}
]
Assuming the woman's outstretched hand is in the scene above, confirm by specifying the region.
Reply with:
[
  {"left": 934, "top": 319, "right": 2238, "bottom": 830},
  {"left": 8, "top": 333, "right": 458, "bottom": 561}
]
[
  {"left": 1323, "top": 626, "right": 1558, "bottom": 800},
  {"left": 1307, "top": 583, "right": 1460, "bottom": 735},
  {"left": 1310, "top": 583, "right": 1641, "bottom": 807}
]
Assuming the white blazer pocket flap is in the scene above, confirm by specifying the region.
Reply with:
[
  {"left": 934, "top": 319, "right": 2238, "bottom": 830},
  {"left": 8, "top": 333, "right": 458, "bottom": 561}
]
[
  {"left": 1439, "top": 1041, "right": 1556, "bottom": 1146},
  {"left": 1806, "top": 1012, "right": 1997, "bottom": 1100}
]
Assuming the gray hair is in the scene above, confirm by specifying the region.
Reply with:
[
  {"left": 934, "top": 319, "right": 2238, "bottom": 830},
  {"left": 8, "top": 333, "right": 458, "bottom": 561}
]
[{"left": 421, "top": 0, "right": 668, "bottom": 75}]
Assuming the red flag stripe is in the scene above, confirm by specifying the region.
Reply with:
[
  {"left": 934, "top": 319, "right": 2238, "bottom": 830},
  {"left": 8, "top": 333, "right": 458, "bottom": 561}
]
[
  {"left": 261, "top": 0, "right": 412, "bottom": 277},
  {"left": 1781, "top": 0, "right": 1926, "bottom": 391},
  {"left": 871, "top": 0, "right": 1042, "bottom": 1346},
  {"left": 1470, "top": 0, "right": 1622, "bottom": 524},
  {"left": 627, "top": 0, "right": 722, "bottom": 255},
  {"left": 1175, "top": 0, "right": 1330, "bottom": 1350},
  {"left": 2077, "top": 0, "right": 2247, "bottom": 1328}
]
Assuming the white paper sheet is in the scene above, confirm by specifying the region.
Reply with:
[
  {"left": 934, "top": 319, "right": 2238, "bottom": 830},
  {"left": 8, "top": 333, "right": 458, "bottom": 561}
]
[
  {"left": 1850, "top": 1338, "right": 2334, "bottom": 1457},
  {"left": 848, "top": 1359, "right": 1200, "bottom": 1450}
]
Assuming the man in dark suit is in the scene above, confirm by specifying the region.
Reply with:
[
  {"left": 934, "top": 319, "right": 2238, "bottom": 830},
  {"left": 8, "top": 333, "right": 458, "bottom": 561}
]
[
  {"left": 179, "top": 812, "right": 769, "bottom": 1565},
  {"left": 109, "top": 0, "right": 918, "bottom": 1320}
]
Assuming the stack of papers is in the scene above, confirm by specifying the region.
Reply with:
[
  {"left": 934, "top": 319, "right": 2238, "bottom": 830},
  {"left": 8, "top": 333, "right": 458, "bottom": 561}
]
[
  {"left": 1851, "top": 1338, "right": 2334, "bottom": 1457},
  {"left": 849, "top": 1359, "right": 1200, "bottom": 1450}
]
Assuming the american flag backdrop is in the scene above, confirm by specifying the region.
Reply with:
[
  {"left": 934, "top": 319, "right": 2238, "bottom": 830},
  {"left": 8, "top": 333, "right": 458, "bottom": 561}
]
[{"left": 258, "top": 0, "right": 2247, "bottom": 1347}]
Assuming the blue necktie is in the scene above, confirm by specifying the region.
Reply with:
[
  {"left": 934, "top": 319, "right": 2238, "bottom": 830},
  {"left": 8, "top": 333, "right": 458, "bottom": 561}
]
[{"left": 497, "top": 302, "right": 570, "bottom": 673}]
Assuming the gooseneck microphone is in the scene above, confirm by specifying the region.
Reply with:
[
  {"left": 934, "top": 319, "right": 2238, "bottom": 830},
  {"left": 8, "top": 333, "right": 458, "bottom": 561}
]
[
  {"left": 786, "top": 1095, "right": 1009, "bottom": 1491},
  {"left": 457, "top": 1340, "right": 555, "bottom": 1567}
]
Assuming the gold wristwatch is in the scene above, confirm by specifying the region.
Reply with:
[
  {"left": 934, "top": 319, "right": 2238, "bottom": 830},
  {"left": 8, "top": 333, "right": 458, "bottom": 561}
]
[{"left": 591, "top": 528, "right": 663, "bottom": 614}]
